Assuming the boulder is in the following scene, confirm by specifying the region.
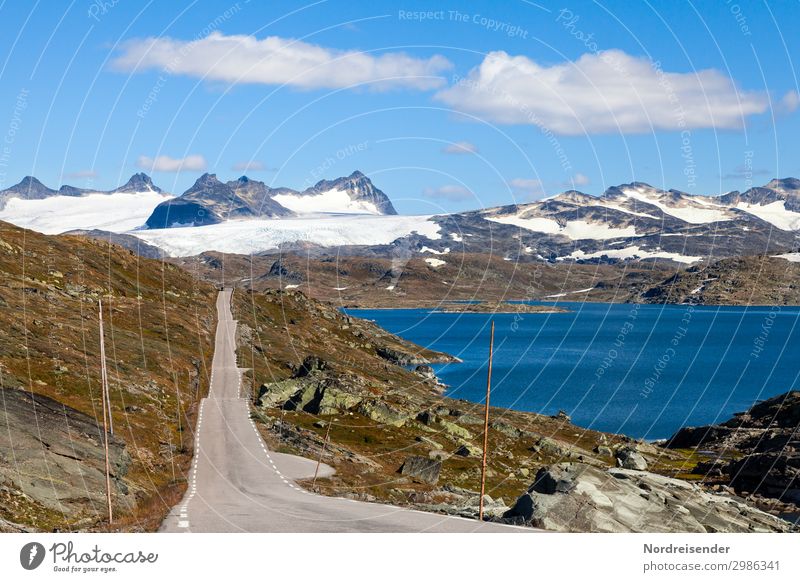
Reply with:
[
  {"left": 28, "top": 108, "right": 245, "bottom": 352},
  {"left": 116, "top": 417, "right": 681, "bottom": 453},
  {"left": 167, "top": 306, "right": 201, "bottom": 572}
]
[
  {"left": 490, "top": 421, "right": 522, "bottom": 438},
  {"left": 593, "top": 445, "right": 613, "bottom": 458},
  {"left": 358, "top": 400, "right": 409, "bottom": 427},
  {"left": 399, "top": 456, "right": 441, "bottom": 485},
  {"left": 453, "top": 442, "right": 482, "bottom": 457},
  {"left": 616, "top": 447, "right": 648, "bottom": 471},
  {"left": 439, "top": 420, "right": 473, "bottom": 440}
]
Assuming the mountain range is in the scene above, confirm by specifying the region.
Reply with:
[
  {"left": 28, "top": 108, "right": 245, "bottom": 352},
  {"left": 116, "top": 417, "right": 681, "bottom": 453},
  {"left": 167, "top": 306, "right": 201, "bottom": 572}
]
[
  {"left": 432, "top": 178, "right": 800, "bottom": 265},
  {"left": 144, "top": 170, "right": 397, "bottom": 228},
  {"left": 0, "top": 172, "right": 161, "bottom": 209},
  {"left": 2, "top": 171, "right": 800, "bottom": 264}
]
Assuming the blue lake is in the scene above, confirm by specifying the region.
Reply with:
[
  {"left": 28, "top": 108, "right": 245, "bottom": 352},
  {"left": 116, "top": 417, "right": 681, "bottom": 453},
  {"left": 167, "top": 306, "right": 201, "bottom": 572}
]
[{"left": 347, "top": 303, "right": 800, "bottom": 439}]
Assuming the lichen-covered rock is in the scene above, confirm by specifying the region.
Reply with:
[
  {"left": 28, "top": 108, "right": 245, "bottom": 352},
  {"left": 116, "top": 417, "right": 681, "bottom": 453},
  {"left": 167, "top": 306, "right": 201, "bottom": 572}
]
[
  {"left": 454, "top": 443, "right": 482, "bottom": 457},
  {"left": 439, "top": 420, "right": 473, "bottom": 440},
  {"left": 357, "top": 400, "right": 409, "bottom": 427}
]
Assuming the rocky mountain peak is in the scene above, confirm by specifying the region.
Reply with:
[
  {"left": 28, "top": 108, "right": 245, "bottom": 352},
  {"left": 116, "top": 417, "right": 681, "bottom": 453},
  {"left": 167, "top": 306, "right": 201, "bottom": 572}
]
[
  {"left": 115, "top": 172, "right": 161, "bottom": 193},
  {"left": 194, "top": 173, "right": 222, "bottom": 187},
  {"left": 766, "top": 177, "right": 800, "bottom": 192},
  {"left": 7, "top": 175, "right": 54, "bottom": 196},
  {"left": 0, "top": 176, "right": 57, "bottom": 208},
  {"left": 306, "top": 171, "right": 397, "bottom": 215}
]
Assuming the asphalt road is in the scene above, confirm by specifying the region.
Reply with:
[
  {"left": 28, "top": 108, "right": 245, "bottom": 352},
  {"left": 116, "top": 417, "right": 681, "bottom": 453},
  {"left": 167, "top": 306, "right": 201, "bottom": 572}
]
[{"left": 161, "top": 289, "right": 532, "bottom": 532}]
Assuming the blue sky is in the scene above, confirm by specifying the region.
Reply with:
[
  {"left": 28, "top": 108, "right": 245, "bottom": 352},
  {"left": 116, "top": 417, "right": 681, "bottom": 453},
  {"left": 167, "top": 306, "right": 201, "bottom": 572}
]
[{"left": 0, "top": 0, "right": 798, "bottom": 214}]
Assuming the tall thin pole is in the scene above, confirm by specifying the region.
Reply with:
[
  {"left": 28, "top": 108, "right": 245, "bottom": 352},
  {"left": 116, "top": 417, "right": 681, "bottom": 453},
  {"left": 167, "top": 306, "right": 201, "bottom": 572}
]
[
  {"left": 479, "top": 320, "right": 495, "bottom": 522},
  {"left": 99, "top": 300, "right": 113, "bottom": 524},
  {"left": 99, "top": 300, "right": 113, "bottom": 435},
  {"left": 313, "top": 420, "right": 332, "bottom": 486}
]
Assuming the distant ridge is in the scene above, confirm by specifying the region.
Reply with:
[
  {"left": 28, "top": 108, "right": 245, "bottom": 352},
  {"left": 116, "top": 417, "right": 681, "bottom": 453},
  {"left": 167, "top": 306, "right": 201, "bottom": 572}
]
[{"left": 0, "top": 172, "right": 163, "bottom": 210}]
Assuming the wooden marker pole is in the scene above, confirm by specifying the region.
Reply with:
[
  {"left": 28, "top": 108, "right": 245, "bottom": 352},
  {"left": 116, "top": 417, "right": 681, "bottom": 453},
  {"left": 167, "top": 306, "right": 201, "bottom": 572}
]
[
  {"left": 99, "top": 300, "right": 113, "bottom": 525},
  {"left": 313, "top": 420, "right": 332, "bottom": 486},
  {"left": 479, "top": 320, "right": 495, "bottom": 522},
  {"left": 99, "top": 300, "right": 113, "bottom": 436}
]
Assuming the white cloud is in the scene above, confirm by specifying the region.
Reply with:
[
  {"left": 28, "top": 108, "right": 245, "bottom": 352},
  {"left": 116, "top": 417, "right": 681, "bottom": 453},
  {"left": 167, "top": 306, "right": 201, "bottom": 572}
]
[
  {"left": 423, "top": 184, "right": 473, "bottom": 201},
  {"left": 442, "top": 141, "right": 478, "bottom": 155},
  {"left": 509, "top": 178, "right": 544, "bottom": 199},
  {"left": 564, "top": 173, "right": 590, "bottom": 188},
  {"left": 137, "top": 154, "right": 207, "bottom": 173},
  {"left": 232, "top": 161, "right": 268, "bottom": 172},
  {"left": 112, "top": 32, "right": 452, "bottom": 91},
  {"left": 778, "top": 90, "right": 800, "bottom": 114},
  {"left": 436, "top": 50, "right": 769, "bottom": 134}
]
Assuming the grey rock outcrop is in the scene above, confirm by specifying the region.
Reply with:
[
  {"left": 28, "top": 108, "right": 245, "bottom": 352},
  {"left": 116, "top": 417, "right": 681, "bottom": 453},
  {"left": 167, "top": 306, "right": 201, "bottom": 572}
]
[
  {"left": 501, "top": 463, "right": 792, "bottom": 532},
  {"left": 0, "top": 388, "right": 134, "bottom": 522}
]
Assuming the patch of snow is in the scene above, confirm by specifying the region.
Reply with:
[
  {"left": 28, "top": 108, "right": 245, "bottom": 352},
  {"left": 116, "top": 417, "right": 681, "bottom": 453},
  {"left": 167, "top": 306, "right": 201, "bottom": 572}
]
[
  {"left": 565, "top": 245, "right": 702, "bottom": 264},
  {"left": 333, "top": 286, "right": 348, "bottom": 290},
  {"left": 272, "top": 188, "right": 379, "bottom": 215},
  {"left": 545, "top": 287, "right": 594, "bottom": 298},
  {"left": 284, "top": 284, "right": 299, "bottom": 289},
  {"left": 386, "top": 284, "right": 395, "bottom": 291},
  {"left": 486, "top": 214, "right": 638, "bottom": 240},
  {"left": 420, "top": 246, "right": 450, "bottom": 255},
  {"left": 561, "top": 220, "right": 637, "bottom": 240},
  {"left": 0, "top": 191, "right": 173, "bottom": 234},
  {"left": 772, "top": 252, "right": 800, "bottom": 262},
  {"left": 486, "top": 214, "right": 561, "bottom": 234},
  {"left": 690, "top": 286, "right": 703, "bottom": 294},
  {"left": 595, "top": 202, "right": 658, "bottom": 219},
  {"left": 450, "top": 233, "right": 464, "bottom": 242},
  {"left": 621, "top": 187, "right": 731, "bottom": 224},
  {"left": 131, "top": 214, "right": 442, "bottom": 257},
  {"left": 424, "top": 258, "right": 446, "bottom": 268},
  {"left": 736, "top": 201, "right": 800, "bottom": 231}
]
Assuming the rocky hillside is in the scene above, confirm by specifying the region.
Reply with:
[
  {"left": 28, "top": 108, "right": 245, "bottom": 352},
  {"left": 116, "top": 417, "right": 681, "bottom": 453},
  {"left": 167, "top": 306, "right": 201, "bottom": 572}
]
[
  {"left": 175, "top": 250, "right": 671, "bottom": 307},
  {"left": 666, "top": 390, "right": 800, "bottom": 519},
  {"left": 234, "top": 288, "right": 794, "bottom": 532},
  {"left": 0, "top": 220, "right": 216, "bottom": 532},
  {"left": 638, "top": 256, "right": 800, "bottom": 305},
  {"left": 175, "top": 250, "right": 800, "bottom": 309}
]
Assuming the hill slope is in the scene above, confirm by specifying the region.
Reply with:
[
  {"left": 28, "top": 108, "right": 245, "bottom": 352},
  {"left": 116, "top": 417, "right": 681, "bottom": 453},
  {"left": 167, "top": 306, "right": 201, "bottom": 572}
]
[{"left": 0, "top": 220, "right": 216, "bottom": 531}]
